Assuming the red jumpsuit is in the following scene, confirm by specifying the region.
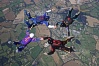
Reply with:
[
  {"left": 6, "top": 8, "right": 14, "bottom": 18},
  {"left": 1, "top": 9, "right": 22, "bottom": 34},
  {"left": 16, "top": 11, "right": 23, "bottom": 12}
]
[{"left": 43, "top": 37, "right": 74, "bottom": 55}]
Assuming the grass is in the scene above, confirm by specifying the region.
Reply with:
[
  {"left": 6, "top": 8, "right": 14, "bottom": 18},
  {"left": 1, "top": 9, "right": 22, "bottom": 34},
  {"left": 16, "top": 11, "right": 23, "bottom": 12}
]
[
  {"left": 18, "top": 30, "right": 26, "bottom": 40},
  {"left": 0, "top": 52, "right": 7, "bottom": 57},
  {"left": 96, "top": 58, "right": 99, "bottom": 66},
  {"left": 93, "top": 27, "right": 99, "bottom": 36},
  {"left": 80, "top": 4, "right": 89, "bottom": 10},
  {"left": 41, "top": 55, "right": 56, "bottom": 66},
  {"left": 90, "top": 11, "right": 98, "bottom": 18},
  {"left": 30, "top": 28, "right": 36, "bottom": 34},
  {"left": 11, "top": 62, "right": 19, "bottom": 66},
  {"left": 0, "top": 11, "right": 4, "bottom": 17},
  {"left": 80, "top": 34, "right": 96, "bottom": 51},
  {"left": 80, "top": 1, "right": 99, "bottom": 19},
  {"left": 2, "top": 45, "right": 9, "bottom": 52},
  {"left": 66, "top": 42, "right": 73, "bottom": 47},
  {"left": 15, "top": 24, "right": 22, "bottom": 37},
  {"left": 21, "top": 55, "right": 34, "bottom": 66},
  {"left": 30, "top": 45, "right": 42, "bottom": 59},
  {"left": 35, "top": 48, "right": 56, "bottom": 66},
  {"left": 79, "top": 54, "right": 89, "bottom": 66},
  {"left": 73, "top": 26, "right": 97, "bottom": 65},
  {"left": 27, "top": 42, "right": 38, "bottom": 48},
  {"left": 77, "top": 49, "right": 93, "bottom": 66},
  {"left": 0, "top": 45, "right": 2, "bottom": 50},
  {"left": 9, "top": 0, "right": 22, "bottom": 8},
  {"left": 85, "top": 26, "right": 93, "bottom": 34}
]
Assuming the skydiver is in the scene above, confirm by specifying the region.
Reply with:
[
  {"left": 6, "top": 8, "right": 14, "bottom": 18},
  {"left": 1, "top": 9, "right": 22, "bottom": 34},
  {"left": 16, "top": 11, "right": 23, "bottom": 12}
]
[
  {"left": 24, "top": 9, "right": 56, "bottom": 28},
  {"left": 56, "top": 8, "right": 80, "bottom": 36},
  {"left": 41, "top": 36, "right": 74, "bottom": 55},
  {"left": 24, "top": 20, "right": 36, "bottom": 30},
  {"left": 12, "top": 29, "right": 43, "bottom": 52}
]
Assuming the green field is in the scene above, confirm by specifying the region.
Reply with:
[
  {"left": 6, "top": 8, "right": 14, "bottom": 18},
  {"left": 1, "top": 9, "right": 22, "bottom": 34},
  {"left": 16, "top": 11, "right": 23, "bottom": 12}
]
[
  {"left": 18, "top": 30, "right": 26, "bottom": 40},
  {"left": 0, "top": 11, "right": 4, "bottom": 17},
  {"left": 30, "top": 45, "right": 42, "bottom": 59},
  {"left": 37, "top": 54, "right": 56, "bottom": 66}
]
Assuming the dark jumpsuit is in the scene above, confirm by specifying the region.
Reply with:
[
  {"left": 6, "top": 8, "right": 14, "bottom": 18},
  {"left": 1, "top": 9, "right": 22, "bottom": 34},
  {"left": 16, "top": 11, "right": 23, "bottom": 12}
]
[
  {"left": 43, "top": 37, "right": 74, "bottom": 55},
  {"left": 56, "top": 8, "right": 80, "bottom": 36}
]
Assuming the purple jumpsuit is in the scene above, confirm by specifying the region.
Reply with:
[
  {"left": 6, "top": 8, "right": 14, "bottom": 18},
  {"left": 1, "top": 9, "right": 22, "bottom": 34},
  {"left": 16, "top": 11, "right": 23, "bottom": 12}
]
[{"left": 14, "top": 30, "right": 40, "bottom": 52}]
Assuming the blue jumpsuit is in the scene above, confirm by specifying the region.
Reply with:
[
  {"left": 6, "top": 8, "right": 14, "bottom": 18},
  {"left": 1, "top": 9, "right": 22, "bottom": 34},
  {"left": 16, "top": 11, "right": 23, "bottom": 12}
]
[{"left": 24, "top": 10, "right": 50, "bottom": 28}]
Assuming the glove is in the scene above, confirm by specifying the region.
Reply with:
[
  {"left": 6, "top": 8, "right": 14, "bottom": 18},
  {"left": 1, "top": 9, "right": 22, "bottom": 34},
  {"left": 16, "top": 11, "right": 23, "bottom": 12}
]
[{"left": 46, "top": 10, "right": 52, "bottom": 12}]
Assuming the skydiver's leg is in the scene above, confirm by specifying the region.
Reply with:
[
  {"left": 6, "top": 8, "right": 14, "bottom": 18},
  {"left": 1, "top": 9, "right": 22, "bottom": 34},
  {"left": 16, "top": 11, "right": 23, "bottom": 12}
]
[
  {"left": 61, "top": 36, "right": 74, "bottom": 47},
  {"left": 16, "top": 45, "right": 25, "bottom": 52},
  {"left": 67, "top": 7, "right": 73, "bottom": 17},
  {"left": 30, "top": 18, "right": 37, "bottom": 25},
  {"left": 47, "top": 46, "right": 55, "bottom": 55},
  {"left": 61, "top": 41, "right": 67, "bottom": 46},
  {"left": 62, "top": 46, "right": 74, "bottom": 53},
  {"left": 60, "top": 23, "right": 67, "bottom": 27},
  {"left": 25, "top": 20, "right": 35, "bottom": 29},
  {"left": 66, "top": 36, "right": 74, "bottom": 42},
  {"left": 66, "top": 26, "right": 70, "bottom": 36},
  {"left": 72, "top": 12, "right": 80, "bottom": 19},
  {"left": 61, "top": 36, "right": 74, "bottom": 45},
  {"left": 13, "top": 41, "right": 21, "bottom": 45},
  {"left": 24, "top": 20, "right": 31, "bottom": 28},
  {"left": 24, "top": 10, "right": 32, "bottom": 19},
  {"left": 27, "top": 12, "right": 32, "bottom": 19}
]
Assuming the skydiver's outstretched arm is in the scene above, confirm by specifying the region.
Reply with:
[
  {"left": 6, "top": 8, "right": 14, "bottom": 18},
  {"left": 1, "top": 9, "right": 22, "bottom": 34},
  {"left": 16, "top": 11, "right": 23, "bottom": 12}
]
[
  {"left": 43, "top": 37, "right": 53, "bottom": 40},
  {"left": 56, "top": 22, "right": 62, "bottom": 26},
  {"left": 42, "top": 21, "right": 49, "bottom": 26},
  {"left": 42, "top": 21, "right": 56, "bottom": 28},
  {"left": 31, "top": 38, "right": 41, "bottom": 42},
  {"left": 48, "top": 25, "right": 56, "bottom": 28},
  {"left": 26, "top": 29, "right": 30, "bottom": 35},
  {"left": 43, "top": 12, "right": 47, "bottom": 17},
  {"left": 43, "top": 10, "right": 52, "bottom": 17},
  {"left": 66, "top": 36, "right": 74, "bottom": 42}
]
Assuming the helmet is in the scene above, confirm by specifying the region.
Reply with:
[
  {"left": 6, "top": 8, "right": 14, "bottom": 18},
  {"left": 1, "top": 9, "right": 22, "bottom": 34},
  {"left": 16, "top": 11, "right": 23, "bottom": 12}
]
[
  {"left": 29, "top": 33, "right": 34, "bottom": 38},
  {"left": 44, "top": 16, "right": 50, "bottom": 21}
]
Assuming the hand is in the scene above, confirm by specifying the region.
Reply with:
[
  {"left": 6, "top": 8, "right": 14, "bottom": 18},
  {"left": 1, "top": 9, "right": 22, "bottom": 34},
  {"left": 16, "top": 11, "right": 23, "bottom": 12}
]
[
  {"left": 51, "top": 8, "right": 56, "bottom": 11},
  {"left": 54, "top": 26, "right": 57, "bottom": 29},
  {"left": 46, "top": 10, "right": 52, "bottom": 12},
  {"left": 40, "top": 37, "right": 44, "bottom": 40},
  {"left": 44, "top": 52, "right": 48, "bottom": 55},
  {"left": 68, "top": 51, "right": 71, "bottom": 53},
  {"left": 27, "top": 28, "right": 31, "bottom": 30},
  {"left": 29, "top": 28, "right": 32, "bottom": 30}
]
